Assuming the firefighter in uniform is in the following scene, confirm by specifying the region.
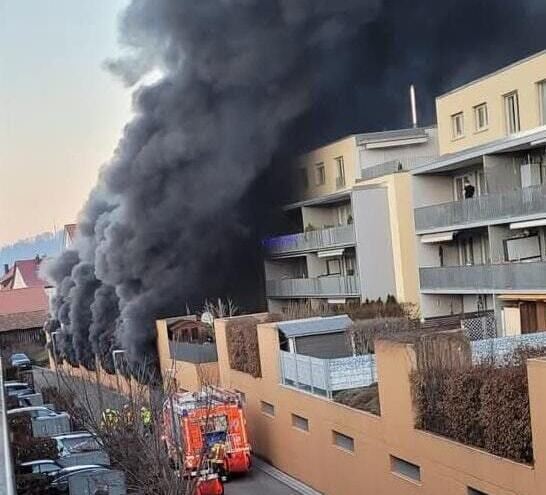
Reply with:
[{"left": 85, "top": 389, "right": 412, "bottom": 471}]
[{"left": 141, "top": 406, "right": 152, "bottom": 434}]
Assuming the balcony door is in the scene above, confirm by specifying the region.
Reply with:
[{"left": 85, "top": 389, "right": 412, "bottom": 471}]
[{"left": 454, "top": 171, "right": 486, "bottom": 200}]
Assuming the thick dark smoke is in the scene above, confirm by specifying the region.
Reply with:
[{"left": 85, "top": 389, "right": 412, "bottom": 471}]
[{"left": 45, "top": 0, "right": 546, "bottom": 370}]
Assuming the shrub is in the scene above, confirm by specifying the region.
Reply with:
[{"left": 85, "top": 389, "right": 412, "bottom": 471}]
[
  {"left": 411, "top": 345, "right": 545, "bottom": 464},
  {"left": 16, "top": 474, "right": 50, "bottom": 495},
  {"left": 226, "top": 315, "right": 283, "bottom": 377},
  {"left": 13, "top": 437, "right": 58, "bottom": 464},
  {"left": 347, "top": 317, "right": 414, "bottom": 354}
]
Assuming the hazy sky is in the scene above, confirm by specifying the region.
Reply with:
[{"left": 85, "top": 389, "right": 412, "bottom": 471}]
[{"left": 0, "top": 0, "right": 132, "bottom": 246}]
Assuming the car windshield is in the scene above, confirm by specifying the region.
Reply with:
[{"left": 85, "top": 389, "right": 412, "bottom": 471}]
[{"left": 63, "top": 437, "right": 101, "bottom": 453}]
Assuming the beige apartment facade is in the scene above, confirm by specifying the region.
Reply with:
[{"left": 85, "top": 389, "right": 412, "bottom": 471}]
[
  {"left": 264, "top": 127, "right": 438, "bottom": 312},
  {"left": 436, "top": 50, "right": 546, "bottom": 155},
  {"left": 413, "top": 50, "right": 546, "bottom": 336}
]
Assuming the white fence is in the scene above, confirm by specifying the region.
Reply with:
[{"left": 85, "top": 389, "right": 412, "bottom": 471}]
[
  {"left": 280, "top": 351, "right": 376, "bottom": 398},
  {"left": 471, "top": 331, "right": 546, "bottom": 364}
]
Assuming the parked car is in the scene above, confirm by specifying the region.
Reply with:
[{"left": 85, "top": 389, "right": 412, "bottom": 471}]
[
  {"left": 7, "top": 405, "right": 68, "bottom": 420},
  {"left": 48, "top": 465, "right": 112, "bottom": 494},
  {"left": 10, "top": 353, "right": 32, "bottom": 369},
  {"left": 4, "top": 381, "right": 35, "bottom": 398},
  {"left": 17, "top": 459, "right": 63, "bottom": 476},
  {"left": 52, "top": 432, "right": 103, "bottom": 459}
]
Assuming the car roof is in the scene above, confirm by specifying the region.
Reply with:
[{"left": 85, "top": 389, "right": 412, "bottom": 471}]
[
  {"left": 11, "top": 353, "right": 29, "bottom": 357},
  {"left": 53, "top": 432, "right": 93, "bottom": 440},
  {"left": 20, "top": 459, "right": 59, "bottom": 467},
  {"left": 57, "top": 464, "right": 106, "bottom": 474},
  {"left": 8, "top": 406, "right": 53, "bottom": 414}
]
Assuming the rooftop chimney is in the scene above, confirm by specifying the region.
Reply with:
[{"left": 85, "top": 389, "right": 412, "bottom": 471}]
[
  {"left": 3, "top": 264, "right": 9, "bottom": 275},
  {"left": 410, "top": 84, "right": 418, "bottom": 128}
]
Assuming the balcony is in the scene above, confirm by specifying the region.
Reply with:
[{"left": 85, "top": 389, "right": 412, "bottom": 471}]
[
  {"left": 266, "top": 275, "right": 360, "bottom": 298},
  {"left": 414, "top": 184, "right": 546, "bottom": 234},
  {"left": 263, "top": 224, "right": 355, "bottom": 257},
  {"left": 419, "top": 261, "right": 546, "bottom": 293}
]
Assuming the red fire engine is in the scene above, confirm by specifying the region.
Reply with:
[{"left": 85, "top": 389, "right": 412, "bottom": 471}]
[{"left": 162, "top": 387, "right": 251, "bottom": 494}]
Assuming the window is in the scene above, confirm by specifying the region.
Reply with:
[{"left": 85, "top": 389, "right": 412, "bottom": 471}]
[
  {"left": 474, "top": 103, "right": 488, "bottom": 131},
  {"left": 504, "top": 91, "right": 521, "bottom": 134},
  {"left": 335, "top": 156, "right": 345, "bottom": 188},
  {"left": 260, "top": 401, "right": 275, "bottom": 417},
  {"left": 459, "top": 237, "right": 474, "bottom": 266},
  {"left": 315, "top": 163, "right": 326, "bottom": 185},
  {"left": 336, "top": 204, "right": 352, "bottom": 225},
  {"left": 291, "top": 414, "right": 309, "bottom": 432},
  {"left": 451, "top": 112, "right": 464, "bottom": 139},
  {"left": 332, "top": 430, "right": 354, "bottom": 452},
  {"left": 539, "top": 80, "right": 546, "bottom": 124},
  {"left": 344, "top": 256, "right": 356, "bottom": 276},
  {"left": 504, "top": 234, "right": 541, "bottom": 262},
  {"left": 326, "top": 258, "right": 341, "bottom": 275},
  {"left": 391, "top": 455, "right": 421, "bottom": 482},
  {"left": 299, "top": 168, "right": 309, "bottom": 189},
  {"left": 468, "top": 488, "right": 488, "bottom": 495}
]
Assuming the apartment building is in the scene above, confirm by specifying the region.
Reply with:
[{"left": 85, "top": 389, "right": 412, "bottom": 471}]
[
  {"left": 263, "top": 128, "right": 438, "bottom": 312},
  {"left": 412, "top": 50, "right": 546, "bottom": 335}
]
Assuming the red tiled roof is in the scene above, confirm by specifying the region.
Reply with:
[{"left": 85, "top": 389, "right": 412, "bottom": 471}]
[
  {"left": 0, "top": 266, "right": 15, "bottom": 288},
  {"left": 0, "top": 287, "right": 48, "bottom": 315},
  {"left": 0, "top": 310, "right": 48, "bottom": 333},
  {"left": 15, "top": 259, "right": 47, "bottom": 288}
]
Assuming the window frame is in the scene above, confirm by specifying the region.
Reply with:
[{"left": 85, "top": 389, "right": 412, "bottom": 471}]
[
  {"left": 326, "top": 258, "right": 342, "bottom": 276},
  {"left": 332, "top": 430, "right": 354, "bottom": 453},
  {"left": 473, "top": 103, "right": 489, "bottom": 132},
  {"left": 335, "top": 156, "right": 345, "bottom": 187},
  {"left": 291, "top": 413, "right": 309, "bottom": 432},
  {"left": 260, "top": 400, "right": 275, "bottom": 417},
  {"left": 315, "top": 163, "right": 326, "bottom": 186},
  {"left": 451, "top": 112, "right": 465, "bottom": 139},
  {"left": 390, "top": 455, "right": 421, "bottom": 483},
  {"left": 538, "top": 79, "right": 546, "bottom": 125},
  {"left": 468, "top": 488, "right": 488, "bottom": 495},
  {"left": 504, "top": 91, "right": 521, "bottom": 134}
]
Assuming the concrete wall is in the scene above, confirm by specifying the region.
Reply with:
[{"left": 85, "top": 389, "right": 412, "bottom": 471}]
[
  {"left": 412, "top": 174, "right": 454, "bottom": 208},
  {"left": 214, "top": 315, "right": 546, "bottom": 495},
  {"left": 297, "top": 136, "right": 358, "bottom": 201},
  {"left": 437, "top": 51, "right": 546, "bottom": 155},
  {"left": 352, "top": 185, "right": 397, "bottom": 301}
]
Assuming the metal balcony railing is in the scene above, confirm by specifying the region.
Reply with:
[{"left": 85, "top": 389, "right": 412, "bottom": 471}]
[
  {"left": 266, "top": 275, "right": 360, "bottom": 298},
  {"left": 263, "top": 224, "right": 355, "bottom": 256},
  {"left": 415, "top": 183, "right": 546, "bottom": 233},
  {"left": 419, "top": 261, "right": 546, "bottom": 292},
  {"left": 361, "top": 155, "right": 437, "bottom": 181}
]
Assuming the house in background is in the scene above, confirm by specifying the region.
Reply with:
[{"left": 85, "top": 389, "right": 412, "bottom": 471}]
[
  {"left": 63, "top": 223, "right": 77, "bottom": 249},
  {"left": 412, "top": 50, "right": 546, "bottom": 336},
  {"left": 0, "top": 256, "right": 47, "bottom": 291},
  {"left": 0, "top": 286, "right": 48, "bottom": 353}
]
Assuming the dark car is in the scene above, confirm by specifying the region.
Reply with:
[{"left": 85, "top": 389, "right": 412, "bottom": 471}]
[
  {"left": 48, "top": 465, "right": 112, "bottom": 494},
  {"left": 4, "top": 381, "right": 34, "bottom": 398},
  {"left": 10, "top": 353, "right": 31, "bottom": 369}
]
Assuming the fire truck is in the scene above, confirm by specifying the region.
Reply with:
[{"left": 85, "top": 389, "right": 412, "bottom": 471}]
[{"left": 162, "top": 387, "right": 251, "bottom": 495}]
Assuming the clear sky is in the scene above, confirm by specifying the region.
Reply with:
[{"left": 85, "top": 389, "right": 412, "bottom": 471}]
[{"left": 0, "top": 0, "right": 132, "bottom": 246}]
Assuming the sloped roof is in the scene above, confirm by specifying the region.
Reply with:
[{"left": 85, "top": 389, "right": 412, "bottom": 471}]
[
  {"left": 0, "top": 258, "right": 47, "bottom": 290},
  {"left": 0, "top": 310, "right": 48, "bottom": 333},
  {"left": 277, "top": 315, "right": 353, "bottom": 338},
  {"left": 0, "top": 266, "right": 15, "bottom": 288},
  {"left": 0, "top": 287, "right": 49, "bottom": 315}
]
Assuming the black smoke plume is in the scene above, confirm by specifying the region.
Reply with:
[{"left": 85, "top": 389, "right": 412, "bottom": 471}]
[{"left": 44, "top": 0, "right": 546, "bottom": 370}]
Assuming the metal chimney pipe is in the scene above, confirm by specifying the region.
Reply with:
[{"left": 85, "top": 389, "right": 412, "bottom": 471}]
[{"left": 410, "top": 84, "right": 418, "bottom": 128}]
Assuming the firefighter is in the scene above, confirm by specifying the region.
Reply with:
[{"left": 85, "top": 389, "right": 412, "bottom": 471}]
[
  {"left": 141, "top": 406, "right": 152, "bottom": 434},
  {"left": 122, "top": 404, "right": 133, "bottom": 423},
  {"left": 101, "top": 408, "right": 119, "bottom": 429}
]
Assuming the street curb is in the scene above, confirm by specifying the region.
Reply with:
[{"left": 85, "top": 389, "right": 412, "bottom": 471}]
[{"left": 252, "top": 457, "right": 322, "bottom": 495}]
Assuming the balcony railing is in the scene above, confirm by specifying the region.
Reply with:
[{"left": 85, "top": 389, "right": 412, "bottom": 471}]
[
  {"left": 266, "top": 275, "right": 360, "bottom": 298},
  {"left": 361, "top": 155, "right": 437, "bottom": 181},
  {"left": 420, "top": 261, "right": 546, "bottom": 292},
  {"left": 169, "top": 341, "right": 218, "bottom": 363},
  {"left": 415, "top": 183, "right": 546, "bottom": 233},
  {"left": 263, "top": 224, "right": 355, "bottom": 257}
]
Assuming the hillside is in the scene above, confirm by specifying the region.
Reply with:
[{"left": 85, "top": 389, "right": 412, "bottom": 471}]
[{"left": 0, "top": 231, "right": 63, "bottom": 268}]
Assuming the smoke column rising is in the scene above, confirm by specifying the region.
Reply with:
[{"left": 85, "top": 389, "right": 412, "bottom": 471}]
[{"left": 44, "top": 0, "right": 546, "bottom": 369}]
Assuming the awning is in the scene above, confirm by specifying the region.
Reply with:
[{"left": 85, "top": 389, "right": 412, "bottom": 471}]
[
  {"left": 421, "top": 231, "right": 458, "bottom": 244},
  {"left": 510, "top": 218, "right": 546, "bottom": 230},
  {"left": 318, "top": 248, "right": 345, "bottom": 258},
  {"left": 498, "top": 294, "right": 546, "bottom": 301}
]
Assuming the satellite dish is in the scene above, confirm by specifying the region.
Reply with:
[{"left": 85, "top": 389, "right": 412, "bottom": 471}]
[{"left": 201, "top": 311, "right": 214, "bottom": 326}]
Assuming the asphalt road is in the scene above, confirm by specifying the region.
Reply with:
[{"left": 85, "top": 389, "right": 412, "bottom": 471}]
[{"left": 225, "top": 470, "right": 300, "bottom": 495}]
